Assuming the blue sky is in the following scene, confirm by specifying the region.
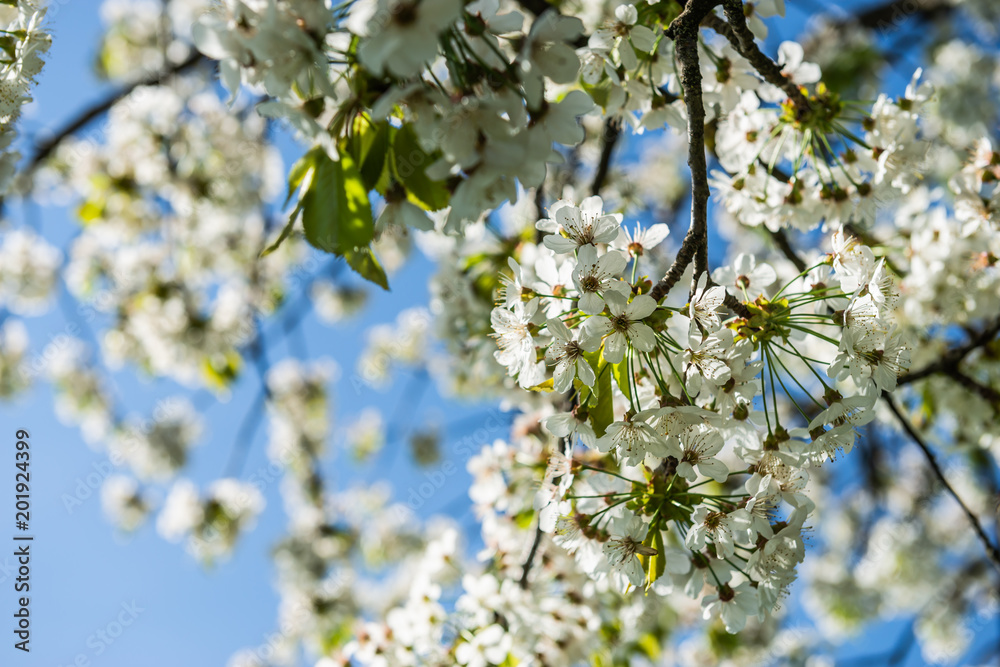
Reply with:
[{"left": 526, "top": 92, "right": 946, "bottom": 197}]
[{"left": 0, "top": 1, "right": 994, "bottom": 666}]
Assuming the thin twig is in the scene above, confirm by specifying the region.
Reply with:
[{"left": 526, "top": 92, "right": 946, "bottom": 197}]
[
  {"left": 590, "top": 117, "right": 621, "bottom": 197},
  {"left": 899, "top": 316, "right": 1000, "bottom": 384},
  {"left": 768, "top": 228, "right": 808, "bottom": 273},
  {"left": 648, "top": 0, "right": 722, "bottom": 302},
  {"left": 883, "top": 393, "right": 1000, "bottom": 575},
  {"left": 224, "top": 328, "right": 274, "bottom": 478},
  {"left": 224, "top": 388, "right": 268, "bottom": 478},
  {"left": 24, "top": 51, "right": 205, "bottom": 176},
  {"left": 945, "top": 368, "right": 1000, "bottom": 408},
  {"left": 519, "top": 523, "right": 544, "bottom": 588},
  {"left": 709, "top": 3, "right": 810, "bottom": 112}
]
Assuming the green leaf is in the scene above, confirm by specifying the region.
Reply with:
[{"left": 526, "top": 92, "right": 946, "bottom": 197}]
[
  {"left": 513, "top": 507, "right": 535, "bottom": 529},
  {"left": 585, "top": 350, "right": 614, "bottom": 438},
  {"left": 302, "top": 151, "right": 375, "bottom": 254},
  {"left": 284, "top": 146, "right": 322, "bottom": 209},
  {"left": 643, "top": 528, "right": 666, "bottom": 591},
  {"left": 259, "top": 217, "right": 297, "bottom": 258},
  {"left": 637, "top": 633, "right": 662, "bottom": 659},
  {"left": 527, "top": 377, "right": 555, "bottom": 392},
  {"left": 76, "top": 198, "right": 104, "bottom": 224},
  {"left": 201, "top": 350, "right": 242, "bottom": 391},
  {"left": 344, "top": 245, "right": 389, "bottom": 291},
  {"left": 581, "top": 76, "right": 617, "bottom": 112},
  {"left": 391, "top": 124, "right": 449, "bottom": 211},
  {"left": 354, "top": 119, "right": 390, "bottom": 192}
]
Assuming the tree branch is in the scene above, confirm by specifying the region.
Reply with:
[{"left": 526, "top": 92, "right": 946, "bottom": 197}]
[
  {"left": 519, "top": 523, "right": 544, "bottom": 588},
  {"left": 24, "top": 51, "right": 205, "bottom": 176},
  {"left": 590, "top": 117, "right": 621, "bottom": 197},
  {"left": 648, "top": 0, "right": 721, "bottom": 302},
  {"left": 883, "top": 393, "right": 1000, "bottom": 575},
  {"left": 712, "top": 1, "right": 810, "bottom": 112},
  {"left": 768, "top": 228, "right": 808, "bottom": 273},
  {"left": 850, "top": 0, "right": 951, "bottom": 30},
  {"left": 899, "top": 316, "right": 1000, "bottom": 384},
  {"left": 945, "top": 368, "right": 1000, "bottom": 408},
  {"left": 224, "top": 327, "right": 273, "bottom": 478}
]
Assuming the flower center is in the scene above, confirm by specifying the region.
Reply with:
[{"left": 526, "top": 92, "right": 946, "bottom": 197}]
[{"left": 611, "top": 313, "right": 631, "bottom": 332}]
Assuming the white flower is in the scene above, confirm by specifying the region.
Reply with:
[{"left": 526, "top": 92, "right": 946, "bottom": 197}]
[
  {"left": 843, "top": 292, "right": 886, "bottom": 339},
  {"left": 532, "top": 250, "right": 575, "bottom": 316},
  {"left": 866, "top": 259, "right": 899, "bottom": 311},
  {"left": 572, "top": 244, "right": 629, "bottom": 315},
  {"left": 545, "top": 317, "right": 599, "bottom": 391},
  {"left": 675, "top": 425, "right": 729, "bottom": 483},
  {"left": 518, "top": 12, "right": 584, "bottom": 107},
  {"left": 596, "top": 409, "right": 668, "bottom": 466},
  {"left": 537, "top": 196, "right": 622, "bottom": 253},
  {"left": 683, "top": 327, "right": 734, "bottom": 394},
  {"left": 686, "top": 506, "right": 739, "bottom": 558},
  {"left": 498, "top": 257, "right": 527, "bottom": 309},
  {"left": 455, "top": 624, "right": 511, "bottom": 667},
  {"left": 579, "top": 291, "right": 658, "bottom": 364},
  {"left": 871, "top": 329, "right": 910, "bottom": 392},
  {"left": 702, "top": 582, "right": 761, "bottom": 633},
  {"left": 542, "top": 410, "right": 597, "bottom": 448},
  {"left": 776, "top": 41, "right": 821, "bottom": 85},
  {"left": 711, "top": 254, "right": 776, "bottom": 299},
  {"left": 828, "top": 326, "right": 909, "bottom": 393},
  {"left": 352, "top": 0, "right": 465, "bottom": 78},
  {"left": 690, "top": 273, "right": 727, "bottom": 332},
  {"left": 612, "top": 222, "right": 670, "bottom": 258},
  {"left": 603, "top": 515, "right": 655, "bottom": 590},
  {"left": 491, "top": 300, "right": 545, "bottom": 388}
]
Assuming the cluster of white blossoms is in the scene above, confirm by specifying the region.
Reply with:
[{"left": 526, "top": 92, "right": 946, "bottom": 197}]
[
  {"left": 110, "top": 397, "right": 204, "bottom": 481},
  {"left": 47, "top": 82, "right": 292, "bottom": 389},
  {"left": 191, "top": 0, "right": 599, "bottom": 236},
  {"left": 710, "top": 66, "right": 934, "bottom": 233},
  {"left": 0, "top": 319, "right": 29, "bottom": 399},
  {"left": 157, "top": 477, "right": 265, "bottom": 562},
  {"left": 100, "top": 474, "right": 150, "bottom": 533},
  {"left": 266, "top": 358, "right": 337, "bottom": 481},
  {"left": 3, "top": 0, "right": 999, "bottom": 663},
  {"left": 0, "top": 0, "right": 49, "bottom": 192},
  {"left": 39, "top": 337, "right": 115, "bottom": 445},
  {"left": 0, "top": 229, "right": 61, "bottom": 314},
  {"left": 487, "top": 195, "right": 908, "bottom": 631},
  {"left": 356, "top": 307, "right": 432, "bottom": 389}
]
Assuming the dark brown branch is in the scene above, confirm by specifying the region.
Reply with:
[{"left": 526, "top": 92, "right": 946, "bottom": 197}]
[
  {"left": 851, "top": 0, "right": 951, "bottom": 30},
  {"left": 722, "top": 291, "right": 751, "bottom": 319},
  {"left": 769, "top": 228, "right": 808, "bottom": 273},
  {"left": 24, "top": 51, "right": 205, "bottom": 176},
  {"left": 883, "top": 393, "right": 1000, "bottom": 575},
  {"left": 712, "top": 2, "right": 810, "bottom": 112},
  {"left": 899, "top": 316, "right": 1000, "bottom": 384},
  {"left": 590, "top": 117, "right": 621, "bottom": 197},
  {"left": 944, "top": 368, "right": 1000, "bottom": 407},
  {"left": 648, "top": 0, "right": 721, "bottom": 302},
  {"left": 519, "top": 523, "right": 544, "bottom": 588}
]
